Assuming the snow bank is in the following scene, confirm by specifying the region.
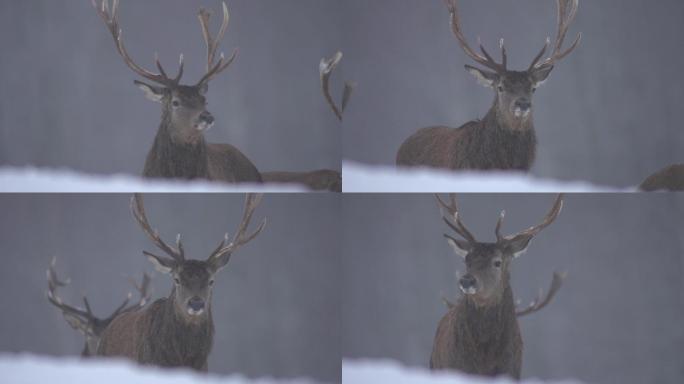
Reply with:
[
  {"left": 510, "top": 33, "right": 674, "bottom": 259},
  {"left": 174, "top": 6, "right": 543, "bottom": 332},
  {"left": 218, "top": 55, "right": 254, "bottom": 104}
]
[
  {"left": 0, "top": 167, "right": 306, "bottom": 192},
  {"left": 342, "top": 359, "right": 583, "bottom": 384},
  {"left": 342, "top": 161, "right": 631, "bottom": 193},
  {"left": 0, "top": 353, "right": 316, "bottom": 384}
]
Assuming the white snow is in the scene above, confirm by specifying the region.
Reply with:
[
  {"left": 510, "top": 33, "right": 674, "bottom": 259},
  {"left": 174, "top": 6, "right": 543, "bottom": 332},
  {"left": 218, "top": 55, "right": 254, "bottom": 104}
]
[
  {"left": 0, "top": 167, "right": 306, "bottom": 192},
  {"left": 342, "top": 161, "right": 632, "bottom": 193},
  {"left": 342, "top": 359, "right": 584, "bottom": 384},
  {"left": 0, "top": 353, "right": 316, "bottom": 384}
]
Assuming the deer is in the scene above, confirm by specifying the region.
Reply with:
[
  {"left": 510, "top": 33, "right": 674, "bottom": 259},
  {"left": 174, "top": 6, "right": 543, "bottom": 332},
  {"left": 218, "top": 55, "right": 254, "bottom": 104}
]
[
  {"left": 93, "top": 1, "right": 261, "bottom": 182},
  {"left": 397, "top": 0, "right": 581, "bottom": 172},
  {"left": 260, "top": 51, "right": 355, "bottom": 192},
  {"left": 430, "top": 194, "right": 564, "bottom": 379},
  {"left": 639, "top": 164, "right": 684, "bottom": 191},
  {"left": 46, "top": 257, "right": 150, "bottom": 357},
  {"left": 96, "top": 193, "right": 266, "bottom": 371}
]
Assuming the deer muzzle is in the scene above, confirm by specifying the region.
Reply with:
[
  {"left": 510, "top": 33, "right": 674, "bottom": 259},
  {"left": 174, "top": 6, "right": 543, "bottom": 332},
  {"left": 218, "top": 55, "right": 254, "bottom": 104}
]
[
  {"left": 459, "top": 274, "right": 477, "bottom": 295},
  {"left": 187, "top": 296, "right": 206, "bottom": 316},
  {"left": 513, "top": 99, "right": 531, "bottom": 118},
  {"left": 195, "top": 111, "right": 215, "bottom": 132}
]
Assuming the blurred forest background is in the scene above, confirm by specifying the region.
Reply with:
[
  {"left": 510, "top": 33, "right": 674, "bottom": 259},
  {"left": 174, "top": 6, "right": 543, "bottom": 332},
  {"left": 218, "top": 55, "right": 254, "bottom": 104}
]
[
  {"left": 342, "top": 194, "right": 684, "bottom": 384},
  {"left": 340, "top": 0, "right": 684, "bottom": 187},
  {"left": 0, "top": 0, "right": 342, "bottom": 176},
  {"left": 0, "top": 194, "right": 340, "bottom": 383}
]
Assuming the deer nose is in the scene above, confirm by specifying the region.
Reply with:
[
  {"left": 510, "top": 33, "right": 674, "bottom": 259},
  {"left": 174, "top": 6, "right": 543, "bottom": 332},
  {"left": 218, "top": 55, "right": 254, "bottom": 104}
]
[
  {"left": 188, "top": 296, "right": 205, "bottom": 311},
  {"left": 515, "top": 99, "right": 531, "bottom": 111},
  {"left": 459, "top": 274, "right": 477, "bottom": 290},
  {"left": 199, "top": 111, "right": 214, "bottom": 125}
]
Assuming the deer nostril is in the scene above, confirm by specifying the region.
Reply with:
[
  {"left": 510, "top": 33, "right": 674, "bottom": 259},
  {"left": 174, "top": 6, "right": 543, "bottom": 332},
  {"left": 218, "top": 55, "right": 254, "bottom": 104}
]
[
  {"left": 459, "top": 275, "right": 476, "bottom": 290},
  {"left": 199, "top": 112, "right": 214, "bottom": 124},
  {"left": 515, "top": 100, "right": 531, "bottom": 111},
  {"left": 188, "top": 297, "right": 205, "bottom": 311}
]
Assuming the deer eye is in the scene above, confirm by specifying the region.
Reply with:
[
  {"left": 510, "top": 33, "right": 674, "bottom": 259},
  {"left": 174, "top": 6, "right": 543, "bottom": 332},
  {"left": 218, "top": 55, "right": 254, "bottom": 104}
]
[
  {"left": 173, "top": 277, "right": 181, "bottom": 285},
  {"left": 493, "top": 260, "right": 502, "bottom": 268},
  {"left": 497, "top": 85, "right": 504, "bottom": 92},
  {"left": 172, "top": 100, "right": 180, "bottom": 108},
  {"left": 209, "top": 279, "right": 215, "bottom": 286}
]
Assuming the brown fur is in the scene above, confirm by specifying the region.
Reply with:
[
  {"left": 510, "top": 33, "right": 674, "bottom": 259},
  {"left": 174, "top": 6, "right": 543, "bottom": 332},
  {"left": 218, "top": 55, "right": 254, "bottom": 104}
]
[
  {"left": 430, "top": 275, "right": 522, "bottom": 379},
  {"left": 97, "top": 293, "right": 214, "bottom": 371},
  {"left": 639, "top": 164, "right": 684, "bottom": 191},
  {"left": 397, "top": 106, "right": 536, "bottom": 171}
]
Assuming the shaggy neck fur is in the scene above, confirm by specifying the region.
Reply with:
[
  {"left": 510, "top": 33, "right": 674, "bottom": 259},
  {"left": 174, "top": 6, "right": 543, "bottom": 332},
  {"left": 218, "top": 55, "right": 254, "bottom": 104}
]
[
  {"left": 466, "top": 103, "right": 536, "bottom": 171},
  {"left": 143, "top": 111, "right": 210, "bottom": 179},
  {"left": 142, "top": 291, "right": 214, "bottom": 370},
  {"left": 453, "top": 273, "right": 519, "bottom": 375}
]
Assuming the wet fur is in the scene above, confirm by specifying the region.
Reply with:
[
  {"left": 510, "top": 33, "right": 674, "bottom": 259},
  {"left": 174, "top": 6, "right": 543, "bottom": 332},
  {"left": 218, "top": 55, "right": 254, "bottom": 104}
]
[
  {"left": 97, "top": 294, "right": 214, "bottom": 371},
  {"left": 397, "top": 107, "right": 536, "bottom": 171},
  {"left": 143, "top": 105, "right": 262, "bottom": 183},
  {"left": 430, "top": 276, "right": 522, "bottom": 379}
]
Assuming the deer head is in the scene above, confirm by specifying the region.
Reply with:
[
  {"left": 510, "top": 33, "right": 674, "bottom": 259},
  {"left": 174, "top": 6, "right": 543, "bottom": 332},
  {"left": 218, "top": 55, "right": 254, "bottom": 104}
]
[
  {"left": 46, "top": 257, "right": 150, "bottom": 355},
  {"left": 131, "top": 194, "right": 265, "bottom": 322},
  {"left": 444, "top": 0, "right": 581, "bottom": 128},
  {"left": 436, "top": 194, "right": 563, "bottom": 307},
  {"left": 93, "top": 1, "right": 237, "bottom": 143}
]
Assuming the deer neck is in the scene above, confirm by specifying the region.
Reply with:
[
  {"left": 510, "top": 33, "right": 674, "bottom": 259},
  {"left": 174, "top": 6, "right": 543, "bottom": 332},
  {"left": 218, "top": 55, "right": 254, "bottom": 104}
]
[
  {"left": 145, "top": 114, "right": 210, "bottom": 179},
  {"left": 460, "top": 280, "right": 516, "bottom": 343}
]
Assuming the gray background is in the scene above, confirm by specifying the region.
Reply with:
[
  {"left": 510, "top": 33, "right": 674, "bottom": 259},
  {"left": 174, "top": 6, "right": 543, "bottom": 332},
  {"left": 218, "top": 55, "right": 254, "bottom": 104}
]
[
  {"left": 0, "top": 0, "right": 342, "bottom": 176},
  {"left": 341, "top": 0, "right": 684, "bottom": 188},
  {"left": 342, "top": 194, "right": 684, "bottom": 384},
  {"left": 0, "top": 194, "right": 340, "bottom": 383}
]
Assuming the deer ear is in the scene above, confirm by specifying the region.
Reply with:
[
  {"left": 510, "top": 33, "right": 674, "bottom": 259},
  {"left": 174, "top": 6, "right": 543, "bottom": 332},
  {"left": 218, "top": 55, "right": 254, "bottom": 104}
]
[
  {"left": 207, "top": 253, "right": 232, "bottom": 274},
  {"left": 134, "top": 80, "right": 165, "bottom": 103},
  {"left": 505, "top": 236, "right": 533, "bottom": 258},
  {"left": 145, "top": 253, "right": 174, "bottom": 274},
  {"left": 530, "top": 64, "right": 554, "bottom": 88},
  {"left": 445, "top": 235, "right": 470, "bottom": 259},
  {"left": 465, "top": 65, "right": 498, "bottom": 89}
]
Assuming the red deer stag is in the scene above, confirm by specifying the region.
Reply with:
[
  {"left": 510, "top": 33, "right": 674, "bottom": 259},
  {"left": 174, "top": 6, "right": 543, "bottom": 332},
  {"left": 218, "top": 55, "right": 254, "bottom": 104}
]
[
  {"left": 93, "top": 1, "right": 261, "bottom": 182},
  {"left": 397, "top": 0, "right": 581, "bottom": 171},
  {"left": 430, "top": 194, "right": 564, "bottom": 379},
  {"left": 96, "top": 194, "right": 266, "bottom": 371},
  {"left": 46, "top": 257, "right": 150, "bottom": 357},
  {"left": 639, "top": 164, "right": 684, "bottom": 191},
  {"left": 261, "top": 51, "right": 354, "bottom": 192}
]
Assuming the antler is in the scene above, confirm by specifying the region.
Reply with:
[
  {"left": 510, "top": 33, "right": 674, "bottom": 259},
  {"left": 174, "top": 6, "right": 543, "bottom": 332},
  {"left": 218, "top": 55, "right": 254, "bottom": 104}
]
[
  {"left": 444, "top": 0, "right": 507, "bottom": 73},
  {"left": 516, "top": 271, "right": 565, "bottom": 317},
  {"left": 320, "top": 51, "right": 356, "bottom": 122},
  {"left": 497, "top": 194, "right": 564, "bottom": 244},
  {"left": 528, "top": 0, "right": 581, "bottom": 70},
  {"left": 196, "top": 2, "right": 239, "bottom": 87},
  {"left": 47, "top": 257, "right": 152, "bottom": 336},
  {"left": 46, "top": 257, "right": 96, "bottom": 331},
  {"left": 435, "top": 194, "right": 477, "bottom": 244},
  {"left": 131, "top": 194, "right": 185, "bottom": 262},
  {"left": 92, "top": 0, "right": 184, "bottom": 87},
  {"left": 207, "top": 194, "right": 267, "bottom": 265}
]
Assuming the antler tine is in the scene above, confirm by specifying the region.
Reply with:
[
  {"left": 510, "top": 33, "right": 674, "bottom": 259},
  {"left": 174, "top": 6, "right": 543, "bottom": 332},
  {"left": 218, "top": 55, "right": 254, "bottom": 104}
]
[
  {"left": 435, "top": 194, "right": 477, "bottom": 244},
  {"left": 46, "top": 257, "right": 93, "bottom": 321},
  {"left": 209, "top": 194, "right": 267, "bottom": 262},
  {"left": 196, "top": 2, "right": 239, "bottom": 87},
  {"left": 530, "top": 0, "right": 581, "bottom": 70},
  {"left": 495, "top": 210, "right": 506, "bottom": 242},
  {"left": 516, "top": 271, "right": 565, "bottom": 317},
  {"left": 444, "top": 0, "right": 505, "bottom": 72},
  {"left": 92, "top": 0, "right": 183, "bottom": 87},
  {"left": 320, "top": 51, "right": 356, "bottom": 122},
  {"left": 130, "top": 194, "right": 184, "bottom": 262},
  {"left": 504, "top": 194, "right": 564, "bottom": 242}
]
